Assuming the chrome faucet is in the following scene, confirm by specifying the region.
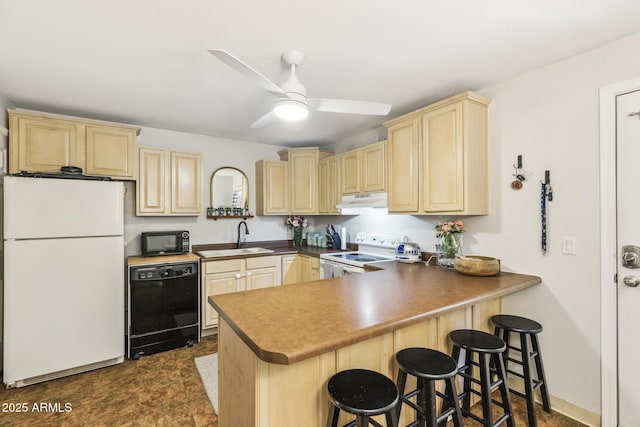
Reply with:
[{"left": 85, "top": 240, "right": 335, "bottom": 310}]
[{"left": 237, "top": 220, "right": 250, "bottom": 248}]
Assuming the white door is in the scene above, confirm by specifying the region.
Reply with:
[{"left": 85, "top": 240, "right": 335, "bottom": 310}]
[{"left": 617, "top": 88, "right": 640, "bottom": 426}]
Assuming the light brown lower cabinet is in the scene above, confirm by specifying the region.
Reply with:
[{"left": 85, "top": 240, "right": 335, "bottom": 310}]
[
  {"left": 281, "top": 254, "right": 320, "bottom": 284},
  {"left": 202, "top": 256, "right": 281, "bottom": 330},
  {"left": 217, "top": 297, "right": 501, "bottom": 426}
]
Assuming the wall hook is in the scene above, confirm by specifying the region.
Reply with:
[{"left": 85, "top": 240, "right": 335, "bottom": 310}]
[
  {"left": 542, "top": 170, "right": 553, "bottom": 201},
  {"left": 511, "top": 154, "right": 526, "bottom": 189}
]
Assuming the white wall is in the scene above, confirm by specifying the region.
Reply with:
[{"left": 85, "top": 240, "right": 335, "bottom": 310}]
[
  {"left": 123, "top": 127, "right": 293, "bottom": 256},
  {"left": 325, "top": 31, "right": 640, "bottom": 422}
]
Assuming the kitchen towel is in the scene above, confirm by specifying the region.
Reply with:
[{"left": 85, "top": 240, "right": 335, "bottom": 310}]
[{"left": 340, "top": 227, "right": 347, "bottom": 250}]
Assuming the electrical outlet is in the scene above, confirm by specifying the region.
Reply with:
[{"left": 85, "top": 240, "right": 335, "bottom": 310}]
[{"left": 563, "top": 236, "right": 577, "bottom": 255}]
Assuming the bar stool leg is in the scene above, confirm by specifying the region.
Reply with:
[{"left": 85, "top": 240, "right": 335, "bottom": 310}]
[
  {"left": 462, "top": 348, "right": 473, "bottom": 415},
  {"left": 424, "top": 379, "right": 438, "bottom": 427},
  {"left": 444, "top": 376, "right": 464, "bottom": 427},
  {"left": 395, "top": 369, "right": 408, "bottom": 421},
  {"left": 385, "top": 409, "right": 399, "bottom": 427},
  {"left": 417, "top": 378, "right": 427, "bottom": 427},
  {"left": 479, "top": 352, "right": 494, "bottom": 427},
  {"left": 520, "top": 332, "right": 538, "bottom": 427},
  {"left": 493, "top": 352, "right": 515, "bottom": 427},
  {"left": 356, "top": 415, "right": 369, "bottom": 427},
  {"left": 327, "top": 404, "right": 340, "bottom": 427},
  {"left": 531, "top": 334, "right": 551, "bottom": 413}
]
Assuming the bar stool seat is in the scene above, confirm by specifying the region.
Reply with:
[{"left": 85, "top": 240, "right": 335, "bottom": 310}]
[
  {"left": 491, "top": 314, "right": 551, "bottom": 427},
  {"left": 450, "top": 329, "right": 515, "bottom": 427},
  {"left": 395, "top": 347, "right": 463, "bottom": 427},
  {"left": 327, "top": 368, "right": 399, "bottom": 427}
]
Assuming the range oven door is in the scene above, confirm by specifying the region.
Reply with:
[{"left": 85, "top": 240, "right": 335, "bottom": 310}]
[
  {"left": 320, "top": 259, "right": 365, "bottom": 278},
  {"left": 342, "top": 265, "right": 365, "bottom": 275}
]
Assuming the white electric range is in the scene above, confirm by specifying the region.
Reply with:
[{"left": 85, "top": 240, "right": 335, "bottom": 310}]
[{"left": 319, "top": 232, "right": 407, "bottom": 278}]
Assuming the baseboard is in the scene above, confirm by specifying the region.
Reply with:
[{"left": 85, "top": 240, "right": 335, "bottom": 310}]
[{"left": 507, "top": 378, "right": 601, "bottom": 426}]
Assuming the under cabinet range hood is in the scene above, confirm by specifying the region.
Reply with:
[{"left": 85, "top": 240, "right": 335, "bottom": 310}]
[{"left": 336, "top": 192, "right": 388, "bottom": 214}]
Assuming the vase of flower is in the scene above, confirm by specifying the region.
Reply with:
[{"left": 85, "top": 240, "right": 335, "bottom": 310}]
[
  {"left": 285, "top": 215, "right": 308, "bottom": 247},
  {"left": 293, "top": 226, "right": 303, "bottom": 247},
  {"left": 435, "top": 220, "right": 464, "bottom": 268}
]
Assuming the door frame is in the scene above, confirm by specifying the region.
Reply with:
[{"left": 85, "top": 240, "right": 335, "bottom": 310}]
[{"left": 600, "top": 76, "right": 640, "bottom": 427}]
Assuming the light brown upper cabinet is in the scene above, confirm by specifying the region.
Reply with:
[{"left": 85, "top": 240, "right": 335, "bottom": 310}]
[
  {"left": 255, "top": 160, "right": 289, "bottom": 215},
  {"left": 256, "top": 147, "right": 333, "bottom": 215},
  {"left": 136, "top": 146, "right": 202, "bottom": 216},
  {"left": 360, "top": 140, "right": 386, "bottom": 193},
  {"left": 339, "top": 141, "right": 386, "bottom": 196},
  {"left": 384, "top": 91, "right": 490, "bottom": 215},
  {"left": 85, "top": 124, "right": 136, "bottom": 178},
  {"left": 287, "top": 148, "right": 319, "bottom": 214},
  {"left": 318, "top": 155, "right": 340, "bottom": 214},
  {"left": 8, "top": 109, "right": 138, "bottom": 180},
  {"left": 340, "top": 149, "right": 360, "bottom": 195}
]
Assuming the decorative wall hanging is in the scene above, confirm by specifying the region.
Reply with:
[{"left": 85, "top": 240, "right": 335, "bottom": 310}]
[
  {"left": 511, "top": 155, "right": 526, "bottom": 190},
  {"left": 541, "top": 170, "right": 552, "bottom": 255}
]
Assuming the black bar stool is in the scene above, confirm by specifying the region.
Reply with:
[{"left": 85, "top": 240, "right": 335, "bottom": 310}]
[
  {"left": 395, "top": 347, "right": 464, "bottom": 427},
  {"left": 327, "top": 368, "right": 399, "bottom": 427},
  {"left": 449, "top": 329, "right": 514, "bottom": 427},
  {"left": 491, "top": 314, "right": 551, "bottom": 427}
]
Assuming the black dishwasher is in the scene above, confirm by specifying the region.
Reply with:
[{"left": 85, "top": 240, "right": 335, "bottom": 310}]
[{"left": 128, "top": 261, "right": 200, "bottom": 359}]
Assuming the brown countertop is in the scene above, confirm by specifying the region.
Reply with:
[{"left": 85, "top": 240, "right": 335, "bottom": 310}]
[
  {"left": 209, "top": 262, "right": 541, "bottom": 365},
  {"left": 195, "top": 243, "right": 348, "bottom": 261},
  {"left": 127, "top": 253, "right": 201, "bottom": 265}
]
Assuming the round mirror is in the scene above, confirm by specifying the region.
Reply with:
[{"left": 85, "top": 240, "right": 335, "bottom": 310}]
[{"left": 210, "top": 167, "right": 249, "bottom": 209}]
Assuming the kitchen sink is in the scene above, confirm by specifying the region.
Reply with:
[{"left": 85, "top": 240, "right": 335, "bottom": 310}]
[{"left": 197, "top": 247, "right": 275, "bottom": 258}]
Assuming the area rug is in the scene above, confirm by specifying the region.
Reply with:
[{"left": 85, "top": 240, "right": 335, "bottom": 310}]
[{"left": 194, "top": 353, "right": 218, "bottom": 414}]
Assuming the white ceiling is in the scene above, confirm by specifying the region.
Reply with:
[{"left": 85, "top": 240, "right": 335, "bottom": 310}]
[{"left": 2, "top": 1, "right": 640, "bottom": 147}]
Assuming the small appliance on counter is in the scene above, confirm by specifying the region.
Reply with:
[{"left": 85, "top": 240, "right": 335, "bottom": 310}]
[
  {"left": 140, "top": 230, "right": 190, "bottom": 256},
  {"left": 396, "top": 242, "right": 422, "bottom": 263}
]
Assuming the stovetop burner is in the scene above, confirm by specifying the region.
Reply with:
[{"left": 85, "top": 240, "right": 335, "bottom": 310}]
[
  {"left": 319, "top": 232, "right": 409, "bottom": 268},
  {"left": 333, "top": 253, "right": 392, "bottom": 263}
]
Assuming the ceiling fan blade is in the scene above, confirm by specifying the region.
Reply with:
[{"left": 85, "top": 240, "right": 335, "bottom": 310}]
[
  {"left": 308, "top": 98, "right": 392, "bottom": 116},
  {"left": 208, "top": 49, "right": 286, "bottom": 97},
  {"left": 249, "top": 110, "right": 278, "bottom": 129}
]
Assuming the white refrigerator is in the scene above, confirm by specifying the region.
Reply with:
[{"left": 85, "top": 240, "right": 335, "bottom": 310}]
[{"left": 3, "top": 176, "right": 125, "bottom": 388}]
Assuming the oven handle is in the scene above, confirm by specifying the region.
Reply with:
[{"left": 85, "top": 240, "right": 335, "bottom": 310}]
[{"left": 342, "top": 266, "right": 365, "bottom": 275}]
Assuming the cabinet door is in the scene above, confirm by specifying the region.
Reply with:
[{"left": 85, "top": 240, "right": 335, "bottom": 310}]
[
  {"left": 136, "top": 146, "right": 167, "bottom": 214},
  {"left": 202, "top": 271, "right": 242, "bottom": 329},
  {"left": 319, "top": 156, "right": 341, "bottom": 214},
  {"left": 361, "top": 141, "right": 386, "bottom": 193},
  {"left": 340, "top": 150, "right": 360, "bottom": 195},
  {"left": 318, "top": 158, "right": 330, "bottom": 213},
  {"left": 256, "top": 160, "right": 289, "bottom": 215},
  {"left": 171, "top": 151, "right": 202, "bottom": 215},
  {"left": 386, "top": 119, "right": 419, "bottom": 212},
  {"left": 281, "top": 255, "right": 301, "bottom": 285},
  {"left": 299, "top": 255, "right": 320, "bottom": 282},
  {"left": 246, "top": 267, "right": 279, "bottom": 291},
  {"left": 289, "top": 150, "right": 318, "bottom": 213},
  {"left": 85, "top": 125, "right": 137, "bottom": 179},
  {"left": 328, "top": 156, "right": 340, "bottom": 213},
  {"left": 10, "top": 114, "right": 82, "bottom": 174},
  {"left": 420, "top": 102, "right": 464, "bottom": 212}
]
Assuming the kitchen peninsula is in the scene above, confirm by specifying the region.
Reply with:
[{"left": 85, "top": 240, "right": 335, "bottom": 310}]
[{"left": 209, "top": 261, "right": 541, "bottom": 426}]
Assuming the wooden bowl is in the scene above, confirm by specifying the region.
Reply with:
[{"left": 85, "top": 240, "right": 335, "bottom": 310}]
[{"left": 454, "top": 256, "right": 500, "bottom": 276}]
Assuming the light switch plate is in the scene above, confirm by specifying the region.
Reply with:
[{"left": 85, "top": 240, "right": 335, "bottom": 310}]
[{"left": 563, "top": 236, "right": 577, "bottom": 255}]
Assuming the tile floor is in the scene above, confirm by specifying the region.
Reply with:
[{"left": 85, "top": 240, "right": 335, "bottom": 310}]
[{"left": 0, "top": 334, "right": 586, "bottom": 426}]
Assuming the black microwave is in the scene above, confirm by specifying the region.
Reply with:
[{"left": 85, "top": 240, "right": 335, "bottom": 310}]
[{"left": 141, "top": 231, "right": 190, "bottom": 256}]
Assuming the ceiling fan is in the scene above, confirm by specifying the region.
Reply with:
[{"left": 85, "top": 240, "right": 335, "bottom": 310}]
[{"left": 207, "top": 49, "right": 392, "bottom": 128}]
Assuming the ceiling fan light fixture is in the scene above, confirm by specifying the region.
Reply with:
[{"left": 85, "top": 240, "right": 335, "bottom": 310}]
[{"left": 273, "top": 99, "right": 309, "bottom": 121}]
